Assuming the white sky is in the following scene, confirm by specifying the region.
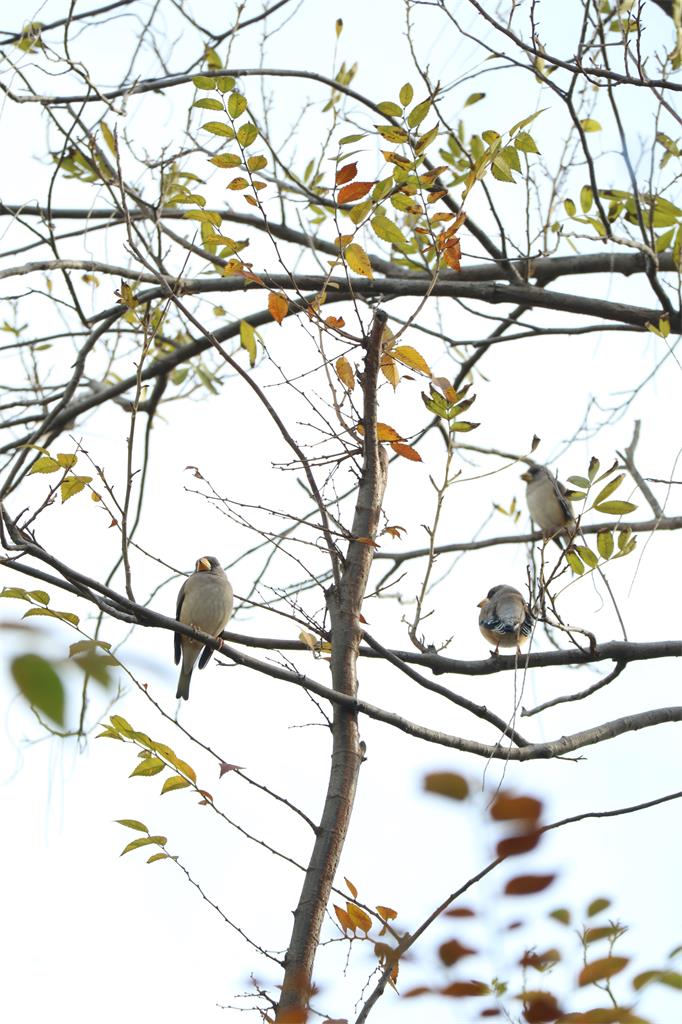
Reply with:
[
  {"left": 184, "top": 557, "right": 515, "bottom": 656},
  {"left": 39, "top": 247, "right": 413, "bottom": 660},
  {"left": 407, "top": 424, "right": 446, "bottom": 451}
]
[{"left": 1, "top": 1, "right": 681, "bottom": 1022}]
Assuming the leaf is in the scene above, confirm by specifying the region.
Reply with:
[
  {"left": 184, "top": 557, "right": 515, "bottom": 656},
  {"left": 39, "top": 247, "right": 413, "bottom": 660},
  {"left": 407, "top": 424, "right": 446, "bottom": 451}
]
[
  {"left": 575, "top": 545, "right": 599, "bottom": 569},
  {"left": 247, "top": 154, "right": 267, "bottom": 172},
  {"left": 374, "top": 423, "right": 402, "bottom": 442},
  {"left": 593, "top": 473, "right": 625, "bottom": 506},
  {"left": 490, "top": 795, "right": 542, "bottom": 822},
  {"left": 407, "top": 98, "right": 431, "bottom": 128},
  {"left": 28, "top": 590, "right": 50, "bottom": 605},
  {"left": 147, "top": 853, "right": 169, "bottom": 864},
  {"left": 441, "top": 981, "right": 489, "bottom": 997},
  {"left": 120, "top": 835, "right": 166, "bottom": 856},
  {"left": 381, "top": 354, "right": 400, "bottom": 388},
  {"left": 581, "top": 186, "right": 594, "bottom": 213},
  {"left": 377, "top": 100, "right": 402, "bottom": 117},
  {"left": 194, "top": 97, "right": 223, "bottom": 111},
  {"left": 268, "top": 292, "right": 288, "bottom": 324},
  {"left": 69, "top": 639, "right": 112, "bottom": 657},
  {"left": 587, "top": 897, "right": 611, "bottom": 916},
  {"left": 23, "top": 607, "right": 79, "bottom": 626},
  {"left": 29, "top": 456, "right": 60, "bottom": 474},
  {"left": 161, "top": 774, "right": 192, "bottom": 794},
  {"left": 505, "top": 874, "right": 555, "bottom": 896},
  {"left": 550, "top": 908, "right": 571, "bottom": 926},
  {"left": 376, "top": 124, "right": 409, "bottom": 143},
  {"left": 56, "top": 453, "right": 77, "bottom": 469},
  {"left": 0, "top": 587, "right": 28, "bottom": 600},
  {"left": 568, "top": 475, "right": 591, "bottom": 488},
  {"left": 335, "top": 356, "right": 355, "bottom": 391},
  {"left": 11, "top": 654, "right": 65, "bottom": 725},
  {"left": 514, "top": 131, "right": 539, "bottom": 154},
  {"left": 61, "top": 475, "right": 92, "bottom": 502},
  {"left": 201, "top": 121, "right": 234, "bottom": 137},
  {"left": 240, "top": 320, "right": 257, "bottom": 366},
  {"left": 344, "top": 243, "right": 373, "bottom": 279},
  {"left": 439, "top": 938, "right": 477, "bottom": 965},
  {"left": 509, "top": 108, "right": 547, "bottom": 136},
  {"left": 581, "top": 118, "right": 602, "bottom": 132},
  {"left": 227, "top": 92, "right": 247, "bottom": 118},
  {"left": 399, "top": 83, "right": 414, "bottom": 106},
  {"left": 565, "top": 549, "right": 585, "bottom": 575},
  {"left": 597, "top": 530, "right": 614, "bottom": 560},
  {"left": 593, "top": 500, "right": 637, "bottom": 516},
  {"left": 116, "top": 819, "right": 148, "bottom": 832},
  {"left": 391, "top": 345, "right": 431, "bottom": 375},
  {"left": 346, "top": 902, "right": 372, "bottom": 933},
  {"left": 334, "top": 904, "right": 353, "bottom": 932},
  {"left": 130, "top": 757, "right": 165, "bottom": 778},
  {"left": 193, "top": 75, "right": 215, "bottom": 89},
  {"left": 579, "top": 957, "right": 629, "bottom": 986},
  {"left": 336, "top": 162, "right": 357, "bottom": 185},
  {"left": 423, "top": 771, "right": 469, "bottom": 800},
  {"left": 209, "top": 153, "right": 242, "bottom": 168},
  {"left": 345, "top": 877, "right": 358, "bottom": 899},
  {"left": 390, "top": 441, "right": 422, "bottom": 462},
  {"left": 237, "top": 122, "right": 258, "bottom": 147},
  {"left": 464, "top": 92, "right": 485, "bottom": 106},
  {"left": 338, "top": 181, "right": 373, "bottom": 204}
]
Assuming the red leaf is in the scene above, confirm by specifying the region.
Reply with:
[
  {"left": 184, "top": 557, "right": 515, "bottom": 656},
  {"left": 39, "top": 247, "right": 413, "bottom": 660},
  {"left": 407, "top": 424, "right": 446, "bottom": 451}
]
[
  {"left": 338, "top": 181, "right": 374, "bottom": 204},
  {"left": 505, "top": 874, "right": 556, "bottom": 896},
  {"left": 497, "top": 830, "right": 541, "bottom": 858},
  {"left": 336, "top": 162, "right": 357, "bottom": 185}
]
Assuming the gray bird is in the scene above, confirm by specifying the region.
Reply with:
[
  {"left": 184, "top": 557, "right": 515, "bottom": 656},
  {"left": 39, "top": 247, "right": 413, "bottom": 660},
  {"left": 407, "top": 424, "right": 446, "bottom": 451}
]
[
  {"left": 477, "top": 584, "right": 533, "bottom": 654},
  {"left": 521, "top": 463, "right": 577, "bottom": 548},
  {"left": 174, "top": 555, "right": 233, "bottom": 700}
]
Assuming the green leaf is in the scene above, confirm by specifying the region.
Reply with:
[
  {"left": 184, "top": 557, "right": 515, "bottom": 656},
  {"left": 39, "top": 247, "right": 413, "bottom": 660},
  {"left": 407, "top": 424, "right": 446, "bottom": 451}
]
[
  {"left": 588, "top": 456, "right": 601, "bottom": 481},
  {"left": 120, "top": 835, "right": 166, "bottom": 856},
  {"left": 593, "top": 500, "right": 637, "bottom": 516},
  {"left": 376, "top": 124, "right": 408, "bottom": 143},
  {"left": 0, "top": 587, "right": 28, "bottom": 600},
  {"left": 564, "top": 198, "right": 576, "bottom": 216},
  {"left": 514, "top": 131, "right": 539, "bottom": 154},
  {"left": 597, "top": 530, "right": 614, "bottom": 560},
  {"left": 587, "top": 897, "right": 611, "bottom": 917},
  {"left": 56, "top": 453, "right": 77, "bottom": 469},
  {"left": 61, "top": 475, "right": 92, "bottom": 502},
  {"left": 549, "top": 908, "right": 571, "bottom": 926},
  {"left": 227, "top": 92, "right": 248, "bottom": 118},
  {"left": 69, "top": 639, "right": 112, "bottom": 657},
  {"left": 201, "top": 121, "right": 234, "bottom": 137},
  {"left": 399, "top": 83, "right": 414, "bottom": 107},
  {"left": 508, "top": 108, "right": 546, "bottom": 136},
  {"left": 116, "top": 819, "right": 148, "bottom": 833},
  {"left": 28, "top": 590, "right": 50, "bottom": 605},
  {"left": 575, "top": 545, "right": 599, "bottom": 569},
  {"left": 130, "top": 757, "right": 165, "bottom": 778},
  {"left": 193, "top": 75, "right": 215, "bottom": 90},
  {"left": 161, "top": 774, "right": 192, "bottom": 795},
  {"left": 371, "top": 214, "right": 408, "bottom": 247},
  {"left": 580, "top": 185, "right": 594, "bottom": 212},
  {"left": 581, "top": 118, "right": 602, "bottom": 132},
  {"left": 208, "top": 153, "right": 242, "bottom": 168},
  {"left": 593, "top": 473, "right": 624, "bottom": 506},
  {"left": 216, "top": 76, "right": 235, "bottom": 93},
  {"left": 23, "top": 607, "right": 79, "bottom": 626},
  {"left": 29, "top": 456, "right": 60, "bottom": 475},
  {"left": 11, "top": 654, "right": 65, "bottom": 725},
  {"left": 147, "top": 852, "right": 169, "bottom": 863},
  {"left": 565, "top": 549, "right": 585, "bottom": 575},
  {"left": 377, "top": 100, "right": 402, "bottom": 117},
  {"left": 567, "top": 475, "right": 590, "bottom": 488},
  {"left": 237, "top": 122, "right": 258, "bottom": 147},
  {"left": 407, "top": 98, "right": 431, "bottom": 128},
  {"left": 449, "top": 421, "right": 479, "bottom": 432},
  {"left": 464, "top": 92, "right": 485, "bottom": 107},
  {"left": 194, "top": 98, "right": 223, "bottom": 111},
  {"left": 240, "top": 320, "right": 257, "bottom": 367},
  {"left": 110, "top": 714, "right": 134, "bottom": 736}
]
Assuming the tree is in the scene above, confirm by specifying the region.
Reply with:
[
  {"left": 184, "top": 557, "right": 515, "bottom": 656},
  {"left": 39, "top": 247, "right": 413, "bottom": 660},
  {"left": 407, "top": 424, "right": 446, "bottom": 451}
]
[{"left": 1, "top": 1, "right": 681, "bottom": 1021}]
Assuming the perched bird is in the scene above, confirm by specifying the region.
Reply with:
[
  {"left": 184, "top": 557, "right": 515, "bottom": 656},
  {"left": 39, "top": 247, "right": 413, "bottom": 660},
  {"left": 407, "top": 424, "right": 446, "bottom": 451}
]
[
  {"left": 477, "top": 584, "right": 533, "bottom": 654},
  {"left": 174, "top": 555, "right": 233, "bottom": 700},
  {"left": 521, "top": 463, "right": 577, "bottom": 548}
]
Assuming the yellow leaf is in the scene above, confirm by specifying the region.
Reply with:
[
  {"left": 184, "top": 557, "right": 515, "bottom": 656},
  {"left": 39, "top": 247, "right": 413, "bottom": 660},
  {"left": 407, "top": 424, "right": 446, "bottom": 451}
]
[
  {"left": 347, "top": 901, "right": 372, "bottom": 934},
  {"left": 335, "top": 356, "right": 355, "bottom": 391},
  {"left": 345, "top": 877, "right": 358, "bottom": 899},
  {"left": 345, "top": 243, "right": 373, "bottom": 279},
  {"left": 376, "top": 422, "right": 402, "bottom": 442},
  {"left": 239, "top": 320, "right": 257, "bottom": 366},
  {"left": 334, "top": 904, "right": 354, "bottom": 933},
  {"left": 392, "top": 345, "right": 431, "bottom": 376},
  {"left": 380, "top": 354, "right": 400, "bottom": 389},
  {"left": 299, "top": 631, "right": 317, "bottom": 651},
  {"left": 268, "top": 292, "right": 288, "bottom": 324}
]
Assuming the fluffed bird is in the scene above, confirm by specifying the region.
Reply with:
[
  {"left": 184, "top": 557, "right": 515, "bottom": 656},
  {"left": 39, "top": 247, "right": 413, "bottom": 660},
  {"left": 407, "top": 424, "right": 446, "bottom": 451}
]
[
  {"left": 174, "top": 555, "right": 233, "bottom": 701},
  {"left": 477, "top": 584, "right": 533, "bottom": 654},
  {"left": 521, "top": 463, "right": 577, "bottom": 548}
]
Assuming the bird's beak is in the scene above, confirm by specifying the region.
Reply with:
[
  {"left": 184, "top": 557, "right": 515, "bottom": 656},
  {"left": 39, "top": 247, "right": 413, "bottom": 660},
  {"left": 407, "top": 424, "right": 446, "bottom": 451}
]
[
  {"left": 196, "top": 557, "right": 211, "bottom": 572},
  {"left": 520, "top": 470, "right": 532, "bottom": 482},
  {"left": 476, "top": 599, "right": 487, "bottom": 608}
]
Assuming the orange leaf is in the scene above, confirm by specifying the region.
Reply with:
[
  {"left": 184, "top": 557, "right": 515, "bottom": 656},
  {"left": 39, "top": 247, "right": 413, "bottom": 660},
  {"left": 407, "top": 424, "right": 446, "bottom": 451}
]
[
  {"left": 336, "top": 161, "right": 357, "bottom": 185},
  {"left": 505, "top": 874, "right": 555, "bottom": 896},
  {"left": 325, "top": 315, "right": 345, "bottom": 329},
  {"left": 391, "top": 441, "right": 422, "bottom": 462},
  {"left": 375, "top": 422, "right": 403, "bottom": 442},
  {"left": 346, "top": 901, "right": 372, "bottom": 933},
  {"left": 578, "top": 956, "right": 629, "bottom": 987},
  {"left": 268, "top": 292, "right": 288, "bottom": 324},
  {"left": 338, "top": 181, "right": 374, "bottom": 204},
  {"left": 334, "top": 904, "right": 354, "bottom": 932},
  {"left": 344, "top": 877, "right": 358, "bottom": 899},
  {"left": 335, "top": 356, "right": 355, "bottom": 391},
  {"left": 442, "top": 236, "right": 462, "bottom": 271}
]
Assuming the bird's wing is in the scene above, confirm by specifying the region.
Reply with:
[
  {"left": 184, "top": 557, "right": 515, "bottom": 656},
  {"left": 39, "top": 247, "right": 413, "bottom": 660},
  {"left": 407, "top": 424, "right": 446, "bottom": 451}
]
[
  {"left": 174, "top": 577, "right": 188, "bottom": 666},
  {"left": 555, "top": 477, "right": 575, "bottom": 521}
]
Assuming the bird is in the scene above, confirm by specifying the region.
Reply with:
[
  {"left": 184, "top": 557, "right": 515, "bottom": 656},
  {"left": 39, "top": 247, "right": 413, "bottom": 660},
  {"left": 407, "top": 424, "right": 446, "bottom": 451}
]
[
  {"left": 477, "top": 584, "right": 534, "bottom": 654},
  {"left": 174, "top": 555, "right": 233, "bottom": 700},
  {"left": 521, "top": 463, "right": 577, "bottom": 548}
]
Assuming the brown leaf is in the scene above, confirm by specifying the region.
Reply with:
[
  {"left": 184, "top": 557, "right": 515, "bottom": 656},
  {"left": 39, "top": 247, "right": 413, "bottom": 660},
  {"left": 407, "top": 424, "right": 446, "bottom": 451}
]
[
  {"left": 439, "top": 938, "right": 477, "bottom": 966},
  {"left": 444, "top": 906, "right": 476, "bottom": 918},
  {"left": 505, "top": 874, "right": 555, "bottom": 896},
  {"left": 490, "top": 794, "right": 543, "bottom": 822},
  {"left": 578, "top": 956, "right": 629, "bottom": 987},
  {"left": 496, "top": 830, "right": 541, "bottom": 858},
  {"left": 336, "top": 162, "right": 357, "bottom": 185},
  {"left": 441, "top": 981, "right": 489, "bottom": 998},
  {"left": 338, "top": 181, "right": 374, "bottom": 204},
  {"left": 424, "top": 771, "right": 469, "bottom": 800},
  {"left": 522, "top": 991, "right": 562, "bottom": 1022},
  {"left": 218, "top": 762, "right": 244, "bottom": 778}
]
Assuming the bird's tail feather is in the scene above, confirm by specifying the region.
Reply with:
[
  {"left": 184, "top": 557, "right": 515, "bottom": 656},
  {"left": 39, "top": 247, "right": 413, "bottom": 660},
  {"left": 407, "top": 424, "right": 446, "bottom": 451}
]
[{"left": 176, "top": 667, "right": 192, "bottom": 701}]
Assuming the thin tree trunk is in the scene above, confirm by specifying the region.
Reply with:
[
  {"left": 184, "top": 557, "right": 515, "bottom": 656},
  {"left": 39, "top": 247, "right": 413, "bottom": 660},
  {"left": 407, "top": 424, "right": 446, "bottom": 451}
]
[{"left": 276, "top": 310, "right": 389, "bottom": 1021}]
